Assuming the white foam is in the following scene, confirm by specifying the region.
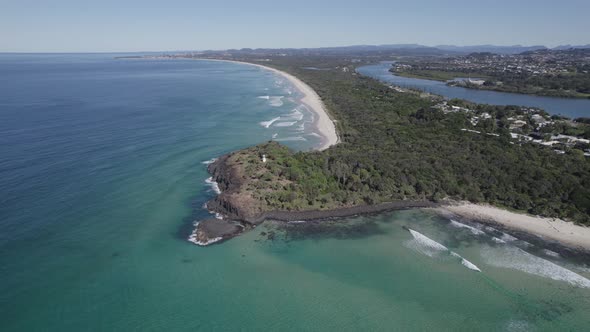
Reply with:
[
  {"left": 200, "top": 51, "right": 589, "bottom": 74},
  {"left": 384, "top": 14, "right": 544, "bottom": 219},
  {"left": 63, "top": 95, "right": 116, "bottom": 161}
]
[
  {"left": 408, "top": 229, "right": 449, "bottom": 255},
  {"left": 543, "top": 249, "right": 560, "bottom": 258},
  {"left": 260, "top": 117, "right": 281, "bottom": 128},
  {"left": 269, "top": 96, "right": 284, "bottom": 107},
  {"left": 275, "top": 136, "right": 307, "bottom": 142},
  {"left": 288, "top": 220, "right": 307, "bottom": 224},
  {"left": 407, "top": 229, "right": 481, "bottom": 272},
  {"left": 481, "top": 246, "right": 590, "bottom": 288},
  {"left": 285, "top": 109, "right": 304, "bottom": 121},
  {"left": 492, "top": 237, "right": 506, "bottom": 244},
  {"left": 460, "top": 258, "right": 482, "bottom": 272},
  {"left": 505, "top": 320, "right": 531, "bottom": 332},
  {"left": 189, "top": 234, "right": 223, "bottom": 246},
  {"left": 257, "top": 95, "right": 270, "bottom": 100},
  {"left": 501, "top": 233, "right": 518, "bottom": 242},
  {"left": 450, "top": 220, "right": 485, "bottom": 235},
  {"left": 205, "top": 177, "right": 221, "bottom": 194},
  {"left": 308, "top": 132, "right": 322, "bottom": 138},
  {"left": 272, "top": 133, "right": 278, "bottom": 139},
  {"left": 187, "top": 222, "right": 223, "bottom": 246},
  {"left": 201, "top": 157, "right": 218, "bottom": 165},
  {"left": 274, "top": 121, "right": 297, "bottom": 127}
]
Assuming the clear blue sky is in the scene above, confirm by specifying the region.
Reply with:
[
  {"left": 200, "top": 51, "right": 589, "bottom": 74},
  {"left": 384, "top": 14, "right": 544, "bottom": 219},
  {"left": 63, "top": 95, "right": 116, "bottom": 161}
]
[{"left": 1, "top": 0, "right": 588, "bottom": 52}]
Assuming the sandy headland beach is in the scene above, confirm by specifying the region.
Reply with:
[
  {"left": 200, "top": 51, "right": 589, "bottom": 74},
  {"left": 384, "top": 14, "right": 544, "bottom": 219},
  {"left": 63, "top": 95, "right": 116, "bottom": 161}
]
[
  {"left": 188, "top": 59, "right": 589, "bottom": 252},
  {"left": 436, "top": 202, "right": 590, "bottom": 251},
  {"left": 197, "top": 58, "right": 339, "bottom": 151}
]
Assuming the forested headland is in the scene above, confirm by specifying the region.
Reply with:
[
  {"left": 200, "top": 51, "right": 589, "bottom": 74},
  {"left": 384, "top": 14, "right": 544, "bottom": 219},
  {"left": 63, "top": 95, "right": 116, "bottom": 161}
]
[{"left": 208, "top": 56, "right": 590, "bottom": 225}]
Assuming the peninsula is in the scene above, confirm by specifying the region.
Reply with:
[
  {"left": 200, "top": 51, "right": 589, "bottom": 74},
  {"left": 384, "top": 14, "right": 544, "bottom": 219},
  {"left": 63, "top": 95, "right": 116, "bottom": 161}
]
[{"left": 182, "top": 54, "right": 590, "bottom": 251}]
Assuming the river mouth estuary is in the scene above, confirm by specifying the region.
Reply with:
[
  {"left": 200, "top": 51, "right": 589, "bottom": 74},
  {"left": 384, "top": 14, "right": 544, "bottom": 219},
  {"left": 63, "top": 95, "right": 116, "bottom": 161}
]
[{"left": 1, "top": 54, "right": 590, "bottom": 331}]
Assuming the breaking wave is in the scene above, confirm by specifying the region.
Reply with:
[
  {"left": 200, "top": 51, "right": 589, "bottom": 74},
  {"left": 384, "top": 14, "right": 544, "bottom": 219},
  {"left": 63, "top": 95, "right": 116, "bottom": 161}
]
[
  {"left": 282, "top": 108, "right": 304, "bottom": 121},
  {"left": 274, "top": 121, "right": 297, "bottom": 127},
  {"left": 405, "top": 229, "right": 481, "bottom": 272},
  {"left": 406, "top": 229, "right": 448, "bottom": 257},
  {"left": 481, "top": 246, "right": 590, "bottom": 288},
  {"left": 260, "top": 117, "right": 281, "bottom": 128},
  {"left": 492, "top": 237, "right": 506, "bottom": 244},
  {"left": 187, "top": 221, "right": 223, "bottom": 246},
  {"left": 201, "top": 157, "right": 218, "bottom": 165},
  {"left": 269, "top": 96, "right": 284, "bottom": 107},
  {"left": 205, "top": 177, "right": 221, "bottom": 194},
  {"left": 543, "top": 249, "right": 560, "bottom": 258},
  {"left": 275, "top": 136, "right": 307, "bottom": 142},
  {"left": 450, "top": 220, "right": 485, "bottom": 235},
  {"left": 501, "top": 233, "right": 518, "bottom": 242},
  {"left": 461, "top": 258, "right": 482, "bottom": 272}
]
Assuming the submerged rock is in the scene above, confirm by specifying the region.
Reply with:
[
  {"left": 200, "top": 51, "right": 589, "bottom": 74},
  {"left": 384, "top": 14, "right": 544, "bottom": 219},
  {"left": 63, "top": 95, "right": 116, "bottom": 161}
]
[{"left": 189, "top": 219, "right": 244, "bottom": 246}]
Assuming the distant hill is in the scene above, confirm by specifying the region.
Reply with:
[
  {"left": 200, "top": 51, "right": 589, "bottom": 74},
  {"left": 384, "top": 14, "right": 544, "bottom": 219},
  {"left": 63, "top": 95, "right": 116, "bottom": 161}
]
[
  {"left": 195, "top": 43, "right": 590, "bottom": 57},
  {"left": 435, "top": 44, "right": 547, "bottom": 54},
  {"left": 553, "top": 44, "right": 590, "bottom": 50}
]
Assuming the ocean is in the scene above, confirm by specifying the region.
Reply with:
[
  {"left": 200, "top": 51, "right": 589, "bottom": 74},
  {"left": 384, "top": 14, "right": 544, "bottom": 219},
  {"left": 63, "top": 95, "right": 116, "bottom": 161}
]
[{"left": 1, "top": 54, "right": 589, "bottom": 331}]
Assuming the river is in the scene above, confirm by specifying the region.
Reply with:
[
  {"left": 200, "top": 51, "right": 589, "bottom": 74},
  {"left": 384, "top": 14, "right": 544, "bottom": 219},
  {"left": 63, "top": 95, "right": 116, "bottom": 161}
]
[{"left": 357, "top": 62, "right": 590, "bottom": 118}]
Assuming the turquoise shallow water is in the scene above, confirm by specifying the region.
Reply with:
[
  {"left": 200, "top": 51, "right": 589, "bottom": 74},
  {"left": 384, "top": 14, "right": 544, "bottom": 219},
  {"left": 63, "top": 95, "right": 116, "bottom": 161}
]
[{"left": 1, "top": 54, "right": 590, "bottom": 331}]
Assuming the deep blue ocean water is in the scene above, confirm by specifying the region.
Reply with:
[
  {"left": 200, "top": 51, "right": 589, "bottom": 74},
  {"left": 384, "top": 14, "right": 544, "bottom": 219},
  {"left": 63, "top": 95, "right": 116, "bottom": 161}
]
[{"left": 1, "top": 54, "right": 590, "bottom": 331}]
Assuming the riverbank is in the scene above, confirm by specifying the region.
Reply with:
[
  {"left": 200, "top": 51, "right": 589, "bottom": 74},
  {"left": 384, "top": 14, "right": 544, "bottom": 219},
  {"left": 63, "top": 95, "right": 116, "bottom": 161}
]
[
  {"left": 358, "top": 62, "right": 590, "bottom": 118},
  {"left": 196, "top": 58, "right": 339, "bottom": 150},
  {"left": 435, "top": 202, "right": 590, "bottom": 251}
]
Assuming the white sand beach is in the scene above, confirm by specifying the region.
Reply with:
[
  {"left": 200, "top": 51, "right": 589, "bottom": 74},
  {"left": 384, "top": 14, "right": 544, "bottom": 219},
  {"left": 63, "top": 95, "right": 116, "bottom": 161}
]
[
  {"left": 438, "top": 202, "right": 590, "bottom": 250},
  {"left": 198, "top": 58, "right": 339, "bottom": 150}
]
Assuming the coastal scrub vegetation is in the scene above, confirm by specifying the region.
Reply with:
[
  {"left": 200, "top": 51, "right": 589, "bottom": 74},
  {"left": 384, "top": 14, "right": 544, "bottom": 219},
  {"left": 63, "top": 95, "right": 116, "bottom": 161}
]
[{"left": 219, "top": 56, "right": 590, "bottom": 224}]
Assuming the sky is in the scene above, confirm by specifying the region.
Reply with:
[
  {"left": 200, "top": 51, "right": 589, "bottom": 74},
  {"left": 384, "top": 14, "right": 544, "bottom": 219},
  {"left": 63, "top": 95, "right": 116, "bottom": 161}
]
[{"left": 1, "top": 0, "right": 589, "bottom": 52}]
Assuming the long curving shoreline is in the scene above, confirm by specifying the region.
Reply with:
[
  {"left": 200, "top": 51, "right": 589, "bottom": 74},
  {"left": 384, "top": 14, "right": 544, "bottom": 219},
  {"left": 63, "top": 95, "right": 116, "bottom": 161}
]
[
  {"left": 188, "top": 59, "right": 590, "bottom": 251},
  {"left": 196, "top": 58, "right": 339, "bottom": 151}
]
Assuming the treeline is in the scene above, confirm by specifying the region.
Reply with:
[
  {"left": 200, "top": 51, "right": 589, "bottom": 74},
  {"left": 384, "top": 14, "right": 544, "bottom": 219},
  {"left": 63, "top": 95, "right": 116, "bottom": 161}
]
[{"left": 236, "top": 56, "right": 590, "bottom": 224}]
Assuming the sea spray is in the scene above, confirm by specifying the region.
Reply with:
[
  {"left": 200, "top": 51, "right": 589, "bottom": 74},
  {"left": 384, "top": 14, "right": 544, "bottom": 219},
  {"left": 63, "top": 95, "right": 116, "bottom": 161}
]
[
  {"left": 205, "top": 177, "right": 221, "bottom": 194},
  {"left": 202, "top": 157, "right": 218, "bottom": 165},
  {"left": 188, "top": 223, "right": 223, "bottom": 246}
]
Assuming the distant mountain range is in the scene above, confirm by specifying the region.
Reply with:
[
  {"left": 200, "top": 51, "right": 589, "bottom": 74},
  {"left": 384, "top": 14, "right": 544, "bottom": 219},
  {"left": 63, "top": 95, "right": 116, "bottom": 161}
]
[
  {"left": 435, "top": 45, "right": 547, "bottom": 54},
  {"left": 334, "top": 44, "right": 590, "bottom": 54},
  {"left": 212, "top": 44, "right": 590, "bottom": 56},
  {"left": 436, "top": 44, "right": 590, "bottom": 54}
]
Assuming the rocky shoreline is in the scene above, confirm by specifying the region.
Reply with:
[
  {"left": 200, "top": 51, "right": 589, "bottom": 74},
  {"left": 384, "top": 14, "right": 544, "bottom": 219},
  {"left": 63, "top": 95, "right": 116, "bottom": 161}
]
[
  {"left": 191, "top": 151, "right": 590, "bottom": 253},
  {"left": 190, "top": 153, "right": 439, "bottom": 245}
]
